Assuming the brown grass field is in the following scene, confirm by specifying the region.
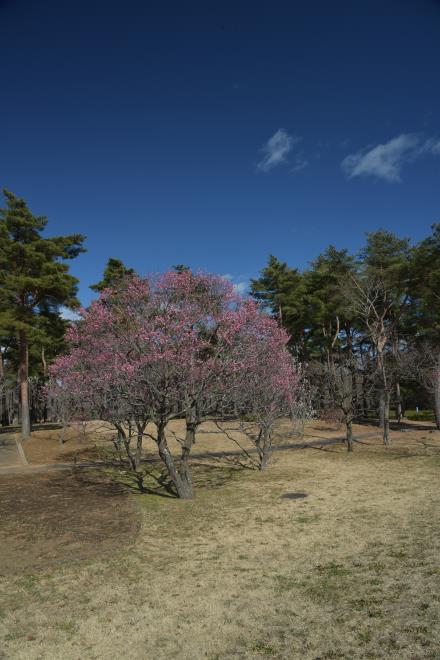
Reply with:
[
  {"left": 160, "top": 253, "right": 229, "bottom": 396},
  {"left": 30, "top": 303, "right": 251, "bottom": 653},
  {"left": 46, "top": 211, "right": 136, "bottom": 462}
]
[{"left": 0, "top": 420, "right": 439, "bottom": 659}]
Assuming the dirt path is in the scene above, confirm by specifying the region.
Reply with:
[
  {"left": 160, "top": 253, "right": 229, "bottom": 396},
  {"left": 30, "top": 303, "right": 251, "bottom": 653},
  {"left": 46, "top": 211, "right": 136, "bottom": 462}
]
[{"left": 0, "top": 435, "right": 27, "bottom": 467}]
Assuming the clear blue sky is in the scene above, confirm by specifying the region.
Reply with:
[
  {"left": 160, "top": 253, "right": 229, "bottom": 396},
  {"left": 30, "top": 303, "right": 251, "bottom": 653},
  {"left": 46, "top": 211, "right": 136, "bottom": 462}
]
[{"left": 1, "top": 0, "right": 439, "bottom": 306}]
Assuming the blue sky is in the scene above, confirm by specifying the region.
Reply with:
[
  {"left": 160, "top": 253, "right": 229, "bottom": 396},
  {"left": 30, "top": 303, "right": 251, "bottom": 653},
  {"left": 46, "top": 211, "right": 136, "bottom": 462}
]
[{"left": 1, "top": 0, "right": 439, "bottom": 307}]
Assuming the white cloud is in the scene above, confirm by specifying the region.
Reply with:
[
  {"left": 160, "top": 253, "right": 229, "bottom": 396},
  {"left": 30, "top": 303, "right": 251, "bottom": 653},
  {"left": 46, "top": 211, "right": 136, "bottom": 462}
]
[
  {"left": 221, "top": 274, "right": 248, "bottom": 296},
  {"left": 257, "top": 129, "right": 300, "bottom": 172},
  {"left": 60, "top": 306, "right": 80, "bottom": 321},
  {"left": 342, "top": 133, "right": 440, "bottom": 182},
  {"left": 233, "top": 281, "right": 248, "bottom": 296}
]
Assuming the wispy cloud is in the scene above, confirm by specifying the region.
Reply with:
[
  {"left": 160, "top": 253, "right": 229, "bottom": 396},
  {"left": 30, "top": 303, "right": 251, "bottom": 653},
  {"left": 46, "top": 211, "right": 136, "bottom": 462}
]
[
  {"left": 257, "top": 129, "right": 301, "bottom": 172},
  {"left": 221, "top": 274, "right": 249, "bottom": 296},
  {"left": 342, "top": 133, "right": 440, "bottom": 182},
  {"left": 291, "top": 156, "right": 309, "bottom": 173},
  {"left": 420, "top": 136, "right": 440, "bottom": 156},
  {"left": 233, "top": 281, "right": 248, "bottom": 295},
  {"left": 60, "top": 306, "right": 80, "bottom": 321}
]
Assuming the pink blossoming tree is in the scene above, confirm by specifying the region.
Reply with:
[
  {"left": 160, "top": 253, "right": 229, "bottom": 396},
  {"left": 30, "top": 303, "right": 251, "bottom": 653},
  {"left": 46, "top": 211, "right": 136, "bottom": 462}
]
[
  {"left": 218, "top": 301, "right": 300, "bottom": 469},
  {"left": 50, "top": 272, "right": 301, "bottom": 498}
]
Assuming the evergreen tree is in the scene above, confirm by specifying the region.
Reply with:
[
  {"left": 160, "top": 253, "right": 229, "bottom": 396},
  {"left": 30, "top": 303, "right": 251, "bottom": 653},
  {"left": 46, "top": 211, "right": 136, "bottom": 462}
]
[
  {"left": 412, "top": 223, "right": 440, "bottom": 341},
  {"left": 0, "top": 190, "right": 85, "bottom": 437},
  {"left": 250, "top": 255, "right": 308, "bottom": 354},
  {"left": 172, "top": 264, "right": 191, "bottom": 274},
  {"left": 304, "top": 246, "right": 357, "bottom": 360},
  {"left": 90, "top": 257, "right": 135, "bottom": 293}
]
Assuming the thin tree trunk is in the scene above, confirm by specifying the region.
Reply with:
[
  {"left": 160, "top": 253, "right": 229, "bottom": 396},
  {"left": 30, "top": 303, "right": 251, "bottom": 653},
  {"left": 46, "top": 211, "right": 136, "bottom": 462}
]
[
  {"left": 395, "top": 381, "right": 402, "bottom": 423},
  {"left": 346, "top": 419, "right": 354, "bottom": 452},
  {"left": 116, "top": 423, "right": 138, "bottom": 474},
  {"left": 18, "top": 330, "right": 31, "bottom": 439},
  {"left": 379, "top": 389, "right": 385, "bottom": 428},
  {"left": 179, "top": 421, "right": 196, "bottom": 498},
  {"left": 59, "top": 417, "right": 67, "bottom": 445},
  {"left": 134, "top": 421, "right": 146, "bottom": 471},
  {"left": 41, "top": 347, "right": 47, "bottom": 376},
  {"left": 383, "top": 389, "right": 391, "bottom": 446},
  {"left": 392, "top": 336, "right": 402, "bottom": 423},
  {"left": 0, "top": 349, "right": 5, "bottom": 427},
  {"left": 433, "top": 370, "right": 440, "bottom": 431},
  {"left": 377, "top": 350, "right": 391, "bottom": 446}
]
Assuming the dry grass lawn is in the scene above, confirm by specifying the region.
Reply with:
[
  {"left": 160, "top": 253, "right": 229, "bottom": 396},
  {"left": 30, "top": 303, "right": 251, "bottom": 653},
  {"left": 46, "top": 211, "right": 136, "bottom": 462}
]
[
  {"left": 1, "top": 421, "right": 439, "bottom": 659},
  {"left": 17, "top": 418, "right": 374, "bottom": 466}
]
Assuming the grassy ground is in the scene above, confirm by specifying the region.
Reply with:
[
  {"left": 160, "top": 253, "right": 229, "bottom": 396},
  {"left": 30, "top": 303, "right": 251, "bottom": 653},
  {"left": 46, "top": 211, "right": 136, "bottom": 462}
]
[
  {"left": 401, "top": 409, "right": 436, "bottom": 422},
  {"left": 1, "top": 423, "right": 439, "bottom": 659}
]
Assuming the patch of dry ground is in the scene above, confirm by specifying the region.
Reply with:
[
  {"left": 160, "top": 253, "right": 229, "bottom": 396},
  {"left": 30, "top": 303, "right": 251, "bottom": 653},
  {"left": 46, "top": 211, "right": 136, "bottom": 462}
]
[
  {"left": 0, "top": 423, "right": 439, "bottom": 659},
  {"left": 0, "top": 470, "right": 140, "bottom": 576}
]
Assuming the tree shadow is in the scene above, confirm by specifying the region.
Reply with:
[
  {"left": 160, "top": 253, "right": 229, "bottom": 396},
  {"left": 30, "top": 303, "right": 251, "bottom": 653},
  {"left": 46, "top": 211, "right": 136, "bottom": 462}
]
[
  {"left": 0, "top": 422, "right": 63, "bottom": 435},
  {"left": 189, "top": 460, "right": 246, "bottom": 490},
  {"left": 355, "top": 417, "right": 437, "bottom": 432}
]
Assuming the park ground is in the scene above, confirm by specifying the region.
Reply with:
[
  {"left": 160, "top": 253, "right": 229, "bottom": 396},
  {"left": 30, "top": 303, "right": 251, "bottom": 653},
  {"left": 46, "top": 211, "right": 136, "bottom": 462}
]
[{"left": 0, "top": 420, "right": 439, "bottom": 659}]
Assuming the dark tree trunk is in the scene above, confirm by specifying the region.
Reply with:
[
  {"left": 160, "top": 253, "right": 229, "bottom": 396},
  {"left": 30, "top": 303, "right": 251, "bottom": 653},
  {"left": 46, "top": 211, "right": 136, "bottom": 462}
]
[
  {"left": 257, "top": 428, "right": 272, "bottom": 470},
  {"left": 392, "top": 337, "right": 402, "bottom": 423},
  {"left": 156, "top": 422, "right": 193, "bottom": 499},
  {"left": 346, "top": 419, "right": 354, "bottom": 452},
  {"left": 134, "top": 421, "right": 146, "bottom": 471},
  {"left": 377, "top": 350, "right": 391, "bottom": 446},
  {"left": 18, "top": 330, "right": 30, "bottom": 439},
  {"left": 383, "top": 389, "right": 391, "bottom": 446},
  {"left": 179, "top": 421, "right": 196, "bottom": 499},
  {"left": 0, "top": 350, "right": 6, "bottom": 427},
  {"left": 395, "top": 381, "right": 403, "bottom": 423},
  {"left": 433, "top": 379, "right": 440, "bottom": 431},
  {"left": 123, "top": 437, "right": 137, "bottom": 472}
]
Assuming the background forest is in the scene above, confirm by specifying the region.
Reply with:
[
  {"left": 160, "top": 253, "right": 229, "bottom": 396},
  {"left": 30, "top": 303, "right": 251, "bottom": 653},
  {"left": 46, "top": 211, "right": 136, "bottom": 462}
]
[{"left": 1, "top": 189, "right": 439, "bottom": 449}]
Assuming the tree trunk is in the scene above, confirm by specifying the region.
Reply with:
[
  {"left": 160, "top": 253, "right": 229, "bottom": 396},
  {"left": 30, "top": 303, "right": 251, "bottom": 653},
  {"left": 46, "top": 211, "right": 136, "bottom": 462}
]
[
  {"left": 156, "top": 422, "right": 192, "bottom": 499},
  {"left": 179, "top": 421, "right": 196, "bottom": 499},
  {"left": 392, "top": 336, "right": 402, "bottom": 423},
  {"left": 257, "top": 428, "right": 272, "bottom": 469},
  {"left": 433, "top": 370, "right": 440, "bottom": 431},
  {"left": 395, "top": 381, "right": 403, "bottom": 423},
  {"left": 379, "top": 389, "right": 385, "bottom": 428},
  {"left": 0, "top": 349, "right": 6, "bottom": 427},
  {"left": 135, "top": 421, "right": 146, "bottom": 471},
  {"left": 346, "top": 419, "right": 354, "bottom": 452},
  {"left": 116, "top": 423, "right": 141, "bottom": 481},
  {"left": 41, "top": 347, "right": 47, "bottom": 376},
  {"left": 377, "top": 349, "right": 391, "bottom": 446},
  {"left": 383, "top": 389, "right": 391, "bottom": 446},
  {"left": 18, "top": 330, "right": 31, "bottom": 439}
]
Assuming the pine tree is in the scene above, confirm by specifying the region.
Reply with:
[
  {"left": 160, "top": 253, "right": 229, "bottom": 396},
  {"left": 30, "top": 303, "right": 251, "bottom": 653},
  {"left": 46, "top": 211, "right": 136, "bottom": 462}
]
[
  {"left": 412, "top": 223, "right": 440, "bottom": 340},
  {"left": 250, "top": 255, "right": 308, "bottom": 354},
  {"left": 0, "top": 190, "right": 85, "bottom": 438},
  {"left": 90, "top": 257, "right": 135, "bottom": 293}
]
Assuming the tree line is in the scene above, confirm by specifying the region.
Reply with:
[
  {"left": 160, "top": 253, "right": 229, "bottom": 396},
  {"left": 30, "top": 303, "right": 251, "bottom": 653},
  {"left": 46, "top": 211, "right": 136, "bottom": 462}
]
[
  {"left": 1, "top": 189, "right": 439, "bottom": 465},
  {"left": 250, "top": 227, "right": 440, "bottom": 447}
]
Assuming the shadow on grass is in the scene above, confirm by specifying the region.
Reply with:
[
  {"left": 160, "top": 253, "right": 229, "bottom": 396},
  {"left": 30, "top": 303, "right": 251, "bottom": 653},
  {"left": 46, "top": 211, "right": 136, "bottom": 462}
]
[
  {"left": 94, "top": 453, "right": 250, "bottom": 499},
  {"left": 0, "top": 422, "right": 63, "bottom": 435},
  {"left": 355, "top": 417, "right": 437, "bottom": 432}
]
